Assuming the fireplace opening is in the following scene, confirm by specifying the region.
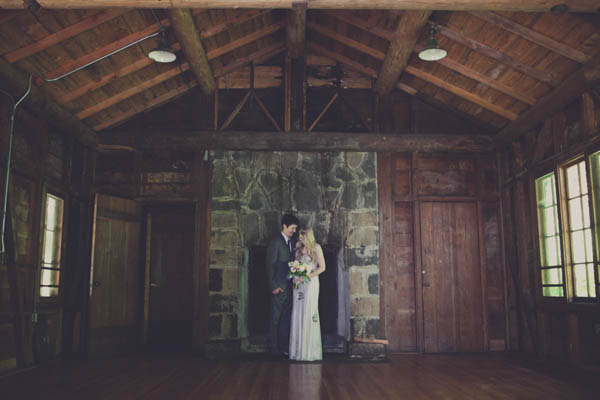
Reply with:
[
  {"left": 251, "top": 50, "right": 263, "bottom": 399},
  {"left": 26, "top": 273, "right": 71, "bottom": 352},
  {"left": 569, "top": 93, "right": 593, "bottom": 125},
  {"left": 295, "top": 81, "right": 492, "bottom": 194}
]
[{"left": 248, "top": 245, "right": 348, "bottom": 353}]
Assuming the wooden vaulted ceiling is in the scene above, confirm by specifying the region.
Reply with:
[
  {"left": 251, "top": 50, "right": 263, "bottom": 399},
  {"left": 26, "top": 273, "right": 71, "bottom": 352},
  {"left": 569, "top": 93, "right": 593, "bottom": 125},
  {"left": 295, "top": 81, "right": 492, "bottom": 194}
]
[{"left": 0, "top": 2, "right": 599, "bottom": 146}]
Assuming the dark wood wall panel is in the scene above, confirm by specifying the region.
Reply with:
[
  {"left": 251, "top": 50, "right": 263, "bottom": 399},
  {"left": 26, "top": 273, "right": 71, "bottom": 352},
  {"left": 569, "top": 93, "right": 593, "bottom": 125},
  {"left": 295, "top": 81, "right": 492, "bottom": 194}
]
[{"left": 415, "top": 156, "right": 477, "bottom": 196}]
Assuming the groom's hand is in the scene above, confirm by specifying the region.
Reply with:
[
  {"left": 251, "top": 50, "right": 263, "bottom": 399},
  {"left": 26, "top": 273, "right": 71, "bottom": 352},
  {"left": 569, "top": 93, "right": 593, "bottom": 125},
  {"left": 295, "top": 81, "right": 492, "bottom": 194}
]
[{"left": 272, "top": 287, "right": 284, "bottom": 294}]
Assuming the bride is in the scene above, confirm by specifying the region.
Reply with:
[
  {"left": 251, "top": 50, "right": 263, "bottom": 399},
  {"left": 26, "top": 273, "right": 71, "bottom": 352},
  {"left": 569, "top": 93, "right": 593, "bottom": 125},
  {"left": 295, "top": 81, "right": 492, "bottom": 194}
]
[{"left": 289, "top": 227, "right": 326, "bottom": 361}]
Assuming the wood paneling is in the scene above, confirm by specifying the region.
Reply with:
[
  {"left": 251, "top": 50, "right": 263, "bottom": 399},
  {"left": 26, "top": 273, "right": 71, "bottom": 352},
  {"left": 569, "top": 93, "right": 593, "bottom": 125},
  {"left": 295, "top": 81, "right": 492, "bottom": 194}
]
[
  {"left": 421, "top": 201, "right": 485, "bottom": 352},
  {"left": 88, "top": 194, "right": 142, "bottom": 358}
]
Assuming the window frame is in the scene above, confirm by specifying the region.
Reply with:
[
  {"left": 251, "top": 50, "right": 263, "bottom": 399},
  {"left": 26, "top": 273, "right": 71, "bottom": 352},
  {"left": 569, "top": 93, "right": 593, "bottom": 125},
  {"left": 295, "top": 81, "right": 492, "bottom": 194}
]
[
  {"left": 38, "top": 188, "right": 67, "bottom": 303},
  {"left": 533, "top": 149, "right": 600, "bottom": 305}
]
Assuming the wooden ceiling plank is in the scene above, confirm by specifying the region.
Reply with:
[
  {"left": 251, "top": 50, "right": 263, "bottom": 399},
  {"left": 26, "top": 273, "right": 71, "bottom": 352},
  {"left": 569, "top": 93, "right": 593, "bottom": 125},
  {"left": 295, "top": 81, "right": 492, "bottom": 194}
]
[
  {"left": 76, "top": 62, "right": 190, "bottom": 119},
  {"left": 4, "top": 9, "right": 129, "bottom": 63},
  {"left": 214, "top": 42, "right": 284, "bottom": 77},
  {"left": 434, "top": 22, "right": 558, "bottom": 86},
  {"left": 0, "top": 57, "right": 96, "bottom": 144},
  {"left": 206, "top": 22, "right": 283, "bottom": 60},
  {"left": 308, "top": 41, "right": 378, "bottom": 78},
  {"left": 286, "top": 2, "right": 307, "bottom": 58},
  {"left": 169, "top": 8, "right": 215, "bottom": 94},
  {"left": 199, "top": 9, "right": 270, "bottom": 39},
  {"left": 323, "top": 10, "right": 394, "bottom": 41},
  {"left": 496, "top": 51, "right": 600, "bottom": 145},
  {"left": 405, "top": 65, "right": 519, "bottom": 120},
  {"left": 44, "top": 16, "right": 171, "bottom": 81},
  {"left": 57, "top": 42, "right": 182, "bottom": 104},
  {"left": 102, "top": 130, "right": 495, "bottom": 153},
  {"left": 0, "top": 10, "right": 27, "bottom": 25},
  {"left": 414, "top": 47, "right": 537, "bottom": 105},
  {"left": 470, "top": 11, "right": 589, "bottom": 63},
  {"left": 93, "top": 81, "right": 198, "bottom": 131},
  {"left": 307, "top": 21, "right": 385, "bottom": 61},
  {"left": 375, "top": 10, "right": 431, "bottom": 94},
  {"left": 3, "top": 1, "right": 599, "bottom": 12}
]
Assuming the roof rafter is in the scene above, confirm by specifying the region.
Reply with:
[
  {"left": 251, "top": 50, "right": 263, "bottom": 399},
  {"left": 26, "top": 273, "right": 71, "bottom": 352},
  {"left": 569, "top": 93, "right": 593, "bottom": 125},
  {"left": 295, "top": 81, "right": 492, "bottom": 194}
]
[{"left": 205, "top": 22, "right": 283, "bottom": 60}]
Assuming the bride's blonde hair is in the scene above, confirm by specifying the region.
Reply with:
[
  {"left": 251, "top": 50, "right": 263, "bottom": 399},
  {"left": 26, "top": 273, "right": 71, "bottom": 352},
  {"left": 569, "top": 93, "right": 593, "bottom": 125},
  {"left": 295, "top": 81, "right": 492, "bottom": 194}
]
[{"left": 298, "top": 227, "right": 317, "bottom": 260}]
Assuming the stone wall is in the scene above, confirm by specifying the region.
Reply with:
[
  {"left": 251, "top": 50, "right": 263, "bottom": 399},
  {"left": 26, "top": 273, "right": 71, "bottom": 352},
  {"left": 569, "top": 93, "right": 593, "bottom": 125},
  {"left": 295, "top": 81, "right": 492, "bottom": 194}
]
[{"left": 208, "top": 151, "right": 381, "bottom": 356}]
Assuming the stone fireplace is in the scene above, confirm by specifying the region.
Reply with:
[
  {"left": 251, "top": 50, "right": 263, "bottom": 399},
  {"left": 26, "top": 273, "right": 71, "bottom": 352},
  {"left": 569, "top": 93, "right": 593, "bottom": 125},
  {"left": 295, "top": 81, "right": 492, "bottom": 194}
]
[{"left": 208, "top": 151, "right": 382, "bottom": 357}]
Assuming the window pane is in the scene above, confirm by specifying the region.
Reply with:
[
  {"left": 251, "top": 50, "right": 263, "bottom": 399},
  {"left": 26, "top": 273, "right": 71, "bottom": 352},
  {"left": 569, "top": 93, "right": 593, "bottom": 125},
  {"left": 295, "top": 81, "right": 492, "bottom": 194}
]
[
  {"left": 571, "top": 230, "right": 586, "bottom": 264},
  {"left": 40, "top": 286, "right": 58, "bottom": 297},
  {"left": 542, "top": 268, "right": 562, "bottom": 285},
  {"left": 542, "top": 207, "right": 558, "bottom": 236},
  {"left": 587, "top": 265, "right": 596, "bottom": 297},
  {"left": 566, "top": 164, "right": 581, "bottom": 198},
  {"left": 573, "top": 264, "right": 593, "bottom": 297},
  {"left": 543, "top": 237, "right": 561, "bottom": 266},
  {"left": 584, "top": 229, "right": 594, "bottom": 261},
  {"left": 43, "top": 230, "right": 59, "bottom": 264},
  {"left": 582, "top": 195, "right": 591, "bottom": 228},
  {"left": 568, "top": 198, "right": 583, "bottom": 230},
  {"left": 542, "top": 286, "right": 564, "bottom": 297},
  {"left": 579, "top": 163, "right": 588, "bottom": 195},
  {"left": 45, "top": 195, "right": 62, "bottom": 231},
  {"left": 40, "top": 268, "right": 60, "bottom": 286}
]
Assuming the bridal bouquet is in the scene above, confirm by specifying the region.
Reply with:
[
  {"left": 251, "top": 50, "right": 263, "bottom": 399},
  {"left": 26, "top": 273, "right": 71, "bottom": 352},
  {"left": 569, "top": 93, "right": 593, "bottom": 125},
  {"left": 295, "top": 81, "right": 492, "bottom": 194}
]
[{"left": 287, "top": 260, "right": 311, "bottom": 289}]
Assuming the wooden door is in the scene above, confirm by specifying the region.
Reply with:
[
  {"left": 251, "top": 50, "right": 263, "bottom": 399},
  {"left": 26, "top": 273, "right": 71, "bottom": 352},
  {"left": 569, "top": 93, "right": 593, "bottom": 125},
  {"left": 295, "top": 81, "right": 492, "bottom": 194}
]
[
  {"left": 420, "top": 201, "right": 485, "bottom": 353},
  {"left": 146, "top": 206, "right": 194, "bottom": 352},
  {"left": 88, "top": 194, "right": 141, "bottom": 357}
]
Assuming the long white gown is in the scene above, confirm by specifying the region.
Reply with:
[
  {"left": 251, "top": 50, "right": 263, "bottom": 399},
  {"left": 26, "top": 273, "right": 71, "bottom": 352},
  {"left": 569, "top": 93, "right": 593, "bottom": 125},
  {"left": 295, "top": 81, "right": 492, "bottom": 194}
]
[{"left": 289, "top": 254, "right": 322, "bottom": 361}]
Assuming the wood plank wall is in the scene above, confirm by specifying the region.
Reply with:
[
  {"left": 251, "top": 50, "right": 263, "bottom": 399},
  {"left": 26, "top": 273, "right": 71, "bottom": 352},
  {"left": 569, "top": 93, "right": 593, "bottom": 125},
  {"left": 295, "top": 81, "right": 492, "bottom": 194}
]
[
  {"left": 378, "top": 152, "right": 506, "bottom": 353},
  {"left": 498, "top": 91, "right": 600, "bottom": 367},
  {"left": 0, "top": 96, "right": 95, "bottom": 373}
]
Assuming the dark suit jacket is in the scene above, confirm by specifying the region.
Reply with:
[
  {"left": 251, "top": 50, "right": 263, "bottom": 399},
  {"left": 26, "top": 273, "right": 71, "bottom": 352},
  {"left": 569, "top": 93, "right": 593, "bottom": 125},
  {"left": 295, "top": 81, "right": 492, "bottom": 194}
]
[{"left": 266, "top": 234, "right": 294, "bottom": 292}]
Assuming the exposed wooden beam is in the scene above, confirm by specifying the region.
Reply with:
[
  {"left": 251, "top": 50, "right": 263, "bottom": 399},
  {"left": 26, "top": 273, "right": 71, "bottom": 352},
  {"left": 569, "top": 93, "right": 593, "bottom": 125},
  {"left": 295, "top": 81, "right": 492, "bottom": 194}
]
[
  {"left": 252, "top": 91, "right": 281, "bottom": 131},
  {"left": 375, "top": 11, "right": 431, "bottom": 95},
  {"left": 3, "top": 9, "right": 129, "bottom": 63},
  {"left": 77, "top": 62, "right": 190, "bottom": 119},
  {"left": 286, "top": 2, "right": 306, "bottom": 58},
  {"left": 0, "top": 10, "right": 26, "bottom": 24},
  {"left": 57, "top": 42, "right": 182, "bottom": 104},
  {"left": 308, "top": 41, "right": 378, "bottom": 78},
  {"left": 434, "top": 22, "right": 558, "bottom": 86},
  {"left": 168, "top": 8, "right": 215, "bottom": 94},
  {"left": 206, "top": 22, "right": 283, "bottom": 60},
  {"left": 405, "top": 65, "right": 519, "bottom": 120},
  {"left": 470, "top": 11, "right": 589, "bottom": 64},
  {"left": 307, "top": 21, "right": 385, "bottom": 61},
  {"left": 2, "top": 1, "right": 599, "bottom": 12},
  {"left": 308, "top": 92, "right": 338, "bottom": 132},
  {"left": 220, "top": 90, "right": 251, "bottom": 131},
  {"left": 101, "top": 130, "right": 494, "bottom": 153},
  {"left": 496, "top": 51, "right": 600, "bottom": 146},
  {"left": 93, "top": 81, "right": 198, "bottom": 131},
  {"left": 0, "top": 57, "right": 96, "bottom": 144},
  {"left": 43, "top": 17, "right": 170, "bottom": 81},
  {"left": 322, "top": 10, "right": 394, "bottom": 41},
  {"left": 200, "top": 9, "right": 271, "bottom": 39},
  {"left": 413, "top": 46, "right": 537, "bottom": 105}
]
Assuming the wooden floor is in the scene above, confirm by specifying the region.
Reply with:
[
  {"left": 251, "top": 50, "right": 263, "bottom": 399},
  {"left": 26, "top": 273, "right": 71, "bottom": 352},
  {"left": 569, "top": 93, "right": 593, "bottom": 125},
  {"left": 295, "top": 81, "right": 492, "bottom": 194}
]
[{"left": 0, "top": 353, "right": 596, "bottom": 399}]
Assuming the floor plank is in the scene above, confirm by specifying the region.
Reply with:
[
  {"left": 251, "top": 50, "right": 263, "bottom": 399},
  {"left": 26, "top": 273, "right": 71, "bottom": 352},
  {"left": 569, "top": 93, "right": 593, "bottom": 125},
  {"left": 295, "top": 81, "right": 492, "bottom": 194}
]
[{"left": 0, "top": 353, "right": 596, "bottom": 399}]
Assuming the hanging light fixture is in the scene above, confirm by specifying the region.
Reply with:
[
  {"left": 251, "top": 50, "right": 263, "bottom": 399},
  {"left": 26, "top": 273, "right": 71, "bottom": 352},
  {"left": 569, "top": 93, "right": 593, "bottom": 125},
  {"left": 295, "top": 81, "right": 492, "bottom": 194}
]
[
  {"left": 418, "top": 25, "right": 447, "bottom": 62},
  {"left": 148, "top": 30, "right": 177, "bottom": 63}
]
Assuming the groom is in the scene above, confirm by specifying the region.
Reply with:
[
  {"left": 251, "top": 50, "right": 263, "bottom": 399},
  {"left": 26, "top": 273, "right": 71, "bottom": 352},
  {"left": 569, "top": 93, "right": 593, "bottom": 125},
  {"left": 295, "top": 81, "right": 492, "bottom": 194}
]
[{"left": 266, "top": 213, "right": 298, "bottom": 356}]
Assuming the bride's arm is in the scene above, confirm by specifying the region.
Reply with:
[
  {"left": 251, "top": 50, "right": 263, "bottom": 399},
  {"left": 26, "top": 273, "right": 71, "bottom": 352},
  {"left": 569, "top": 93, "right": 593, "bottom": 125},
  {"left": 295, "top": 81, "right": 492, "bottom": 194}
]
[{"left": 309, "top": 244, "right": 326, "bottom": 279}]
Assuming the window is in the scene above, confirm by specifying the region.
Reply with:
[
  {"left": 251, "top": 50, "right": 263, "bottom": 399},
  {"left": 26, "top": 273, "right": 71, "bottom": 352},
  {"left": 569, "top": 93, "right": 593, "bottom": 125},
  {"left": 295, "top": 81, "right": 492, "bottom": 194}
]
[
  {"left": 535, "top": 151, "right": 600, "bottom": 301},
  {"left": 39, "top": 194, "right": 64, "bottom": 297}
]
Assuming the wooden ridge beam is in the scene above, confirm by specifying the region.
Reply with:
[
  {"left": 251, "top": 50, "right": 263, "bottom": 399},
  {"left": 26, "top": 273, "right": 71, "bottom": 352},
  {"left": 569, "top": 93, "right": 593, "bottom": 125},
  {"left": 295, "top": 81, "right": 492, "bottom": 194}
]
[
  {"left": 77, "top": 62, "right": 190, "bottom": 119},
  {"left": 2, "top": 1, "right": 599, "bottom": 12},
  {"left": 375, "top": 10, "right": 431, "bottom": 94},
  {"left": 496, "top": 51, "right": 600, "bottom": 146},
  {"left": 0, "top": 57, "right": 96, "bottom": 144},
  {"left": 470, "top": 11, "right": 589, "bottom": 64},
  {"left": 405, "top": 65, "right": 519, "bottom": 120},
  {"left": 3, "top": 9, "right": 129, "bottom": 63},
  {"left": 286, "top": 2, "right": 306, "bottom": 58},
  {"left": 413, "top": 46, "right": 537, "bottom": 105},
  {"left": 93, "top": 81, "right": 197, "bottom": 131},
  {"left": 100, "top": 130, "right": 494, "bottom": 153},
  {"left": 434, "top": 22, "right": 558, "bottom": 86},
  {"left": 169, "top": 8, "right": 215, "bottom": 94}
]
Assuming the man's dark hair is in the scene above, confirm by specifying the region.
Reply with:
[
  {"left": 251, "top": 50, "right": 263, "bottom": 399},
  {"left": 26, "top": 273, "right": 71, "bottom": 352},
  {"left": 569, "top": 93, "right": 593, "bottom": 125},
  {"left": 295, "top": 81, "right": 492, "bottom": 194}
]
[{"left": 281, "top": 213, "right": 299, "bottom": 227}]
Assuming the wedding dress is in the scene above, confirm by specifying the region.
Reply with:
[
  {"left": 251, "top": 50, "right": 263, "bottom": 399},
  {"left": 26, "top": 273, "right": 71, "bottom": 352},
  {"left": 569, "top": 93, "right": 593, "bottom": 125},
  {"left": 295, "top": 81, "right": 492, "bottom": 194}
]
[{"left": 289, "top": 253, "right": 322, "bottom": 361}]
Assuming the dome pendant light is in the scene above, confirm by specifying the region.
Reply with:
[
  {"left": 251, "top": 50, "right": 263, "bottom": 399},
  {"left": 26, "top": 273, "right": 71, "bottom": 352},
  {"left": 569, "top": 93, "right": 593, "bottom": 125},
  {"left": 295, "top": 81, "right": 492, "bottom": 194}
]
[
  {"left": 148, "top": 30, "right": 177, "bottom": 63},
  {"left": 418, "top": 25, "right": 447, "bottom": 62}
]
